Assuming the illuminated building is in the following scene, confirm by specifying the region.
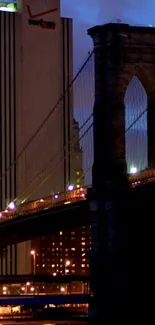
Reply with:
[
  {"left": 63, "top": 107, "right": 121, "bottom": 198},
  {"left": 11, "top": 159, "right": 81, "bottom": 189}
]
[
  {"left": 31, "top": 226, "right": 91, "bottom": 282},
  {"left": 0, "top": 0, "right": 76, "bottom": 275}
]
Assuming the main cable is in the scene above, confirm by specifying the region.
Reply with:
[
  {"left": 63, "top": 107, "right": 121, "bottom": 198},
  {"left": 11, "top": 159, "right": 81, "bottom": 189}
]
[
  {"left": 22, "top": 123, "right": 93, "bottom": 203},
  {"left": 0, "top": 51, "right": 94, "bottom": 182},
  {"left": 14, "top": 113, "right": 93, "bottom": 203}
]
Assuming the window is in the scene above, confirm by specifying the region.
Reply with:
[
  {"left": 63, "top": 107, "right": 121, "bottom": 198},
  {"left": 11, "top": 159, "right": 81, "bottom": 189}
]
[
  {"left": 81, "top": 264, "right": 85, "bottom": 268},
  {"left": 60, "top": 231, "right": 62, "bottom": 235},
  {"left": 51, "top": 264, "right": 55, "bottom": 268},
  {"left": 81, "top": 242, "right": 86, "bottom": 246},
  {"left": 71, "top": 248, "right": 75, "bottom": 251},
  {"left": 42, "top": 264, "right": 45, "bottom": 267}
]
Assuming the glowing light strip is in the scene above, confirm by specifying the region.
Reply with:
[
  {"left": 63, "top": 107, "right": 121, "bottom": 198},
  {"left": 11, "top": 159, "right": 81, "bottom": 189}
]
[{"left": 0, "top": 6, "right": 15, "bottom": 11}]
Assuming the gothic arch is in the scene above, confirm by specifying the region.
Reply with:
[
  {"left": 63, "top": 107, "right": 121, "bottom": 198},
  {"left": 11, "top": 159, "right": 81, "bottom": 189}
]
[{"left": 124, "top": 75, "right": 148, "bottom": 173}]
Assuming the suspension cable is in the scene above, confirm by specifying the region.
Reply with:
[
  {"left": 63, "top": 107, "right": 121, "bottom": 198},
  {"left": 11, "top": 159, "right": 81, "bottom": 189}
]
[
  {"left": 0, "top": 51, "right": 94, "bottom": 183},
  {"left": 14, "top": 113, "right": 93, "bottom": 203},
  {"left": 22, "top": 123, "right": 93, "bottom": 203}
]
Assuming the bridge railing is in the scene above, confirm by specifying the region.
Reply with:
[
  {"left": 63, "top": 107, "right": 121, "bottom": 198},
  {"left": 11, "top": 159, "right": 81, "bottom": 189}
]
[{"left": 0, "top": 187, "right": 88, "bottom": 224}]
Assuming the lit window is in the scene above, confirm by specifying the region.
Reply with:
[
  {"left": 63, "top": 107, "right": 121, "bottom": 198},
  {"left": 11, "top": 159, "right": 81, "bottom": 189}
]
[
  {"left": 52, "top": 243, "right": 55, "bottom": 246},
  {"left": 65, "top": 248, "right": 69, "bottom": 252},
  {"left": 81, "top": 242, "right": 85, "bottom": 246},
  {"left": 71, "top": 232, "right": 75, "bottom": 235},
  {"left": 42, "top": 264, "right": 45, "bottom": 267},
  {"left": 71, "top": 237, "right": 75, "bottom": 240},
  {"left": 56, "top": 247, "right": 59, "bottom": 250},
  {"left": 56, "top": 264, "right": 59, "bottom": 267},
  {"left": 71, "top": 248, "right": 75, "bottom": 251},
  {"left": 52, "top": 248, "right": 55, "bottom": 252},
  {"left": 60, "top": 231, "right": 62, "bottom": 235},
  {"left": 60, "top": 264, "right": 62, "bottom": 268},
  {"left": 81, "top": 237, "right": 85, "bottom": 241},
  {"left": 60, "top": 258, "right": 63, "bottom": 262},
  {"left": 51, "top": 264, "right": 55, "bottom": 268},
  {"left": 60, "top": 242, "right": 62, "bottom": 246},
  {"left": 71, "top": 270, "right": 75, "bottom": 273},
  {"left": 81, "top": 264, "right": 85, "bottom": 268},
  {"left": 82, "top": 259, "right": 86, "bottom": 262},
  {"left": 72, "top": 264, "right": 75, "bottom": 267},
  {"left": 81, "top": 248, "right": 85, "bottom": 251},
  {"left": 76, "top": 171, "right": 80, "bottom": 175}
]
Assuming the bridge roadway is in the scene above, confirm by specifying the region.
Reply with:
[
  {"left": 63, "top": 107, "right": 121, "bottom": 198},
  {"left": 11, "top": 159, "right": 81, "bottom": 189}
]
[
  {"left": 0, "top": 274, "right": 89, "bottom": 284},
  {"left": 0, "top": 180, "right": 154, "bottom": 246},
  {"left": 0, "top": 293, "right": 90, "bottom": 305},
  {"left": 0, "top": 200, "right": 89, "bottom": 246}
]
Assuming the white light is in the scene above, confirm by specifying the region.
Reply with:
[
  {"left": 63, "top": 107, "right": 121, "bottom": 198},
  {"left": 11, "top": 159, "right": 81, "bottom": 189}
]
[
  {"left": 21, "top": 287, "right": 25, "bottom": 291},
  {"left": 5, "top": 209, "right": 8, "bottom": 212},
  {"left": 60, "top": 287, "right": 65, "bottom": 292},
  {"left": 0, "top": 7, "right": 15, "bottom": 12},
  {"left": 130, "top": 166, "right": 137, "bottom": 174},
  {"left": 26, "top": 282, "right": 30, "bottom": 286},
  {"left": 65, "top": 260, "right": 70, "bottom": 266},
  {"left": 40, "top": 199, "right": 44, "bottom": 202},
  {"left": 64, "top": 201, "right": 71, "bottom": 205},
  {"left": 53, "top": 272, "right": 57, "bottom": 276},
  {"left": 54, "top": 194, "right": 59, "bottom": 199},
  {"left": 30, "top": 250, "right": 35, "bottom": 255},
  {"left": 30, "top": 287, "right": 34, "bottom": 292},
  {"left": 8, "top": 201, "right": 16, "bottom": 210},
  {"left": 68, "top": 184, "right": 74, "bottom": 191},
  {"left": 2, "top": 287, "right": 6, "bottom": 291},
  {"left": 76, "top": 184, "right": 80, "bottom": 188},
  {"left": 0, "top": 212, "right": 2, "bottom": 217}
]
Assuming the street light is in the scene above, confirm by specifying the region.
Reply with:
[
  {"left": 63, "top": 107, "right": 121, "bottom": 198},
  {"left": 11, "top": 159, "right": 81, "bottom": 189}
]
[
  {"left": 65, "top": 260, "right": 71, "bottom": 275},
  {"left": 30, "top": 250, "right": 36, "bottom": 275}
]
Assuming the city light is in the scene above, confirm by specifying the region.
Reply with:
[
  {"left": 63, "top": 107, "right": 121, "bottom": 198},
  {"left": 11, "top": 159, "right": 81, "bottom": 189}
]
[
  {"left": 30, "top": 250, "right": 35, "bottom": 255},
  {"left": 60, "top": 286, "right": 65, "bottom": 292},
  {"left": 8, "top": 201, "right": 16, "bottom": 210},
  {"left": 0, "top": 212, "right": 2, "bottom": 217},
  {"left": 130, "top": 166, "right": 137, "bottom": 174},
  {"left": 68, "top": 184, "right": 74, "bottom": 191},
  {"left": 54, "top": 194, "right": 59, "bottom": 199},
  {"left": 26, "top": 282, "right": 30, "bottom": 286},
  {"left": 53, "top": 272, "right": 57, "bottom": 276},
  {"left": 30, "top": 287, "right": 34, "bottom": 292},
  {"left": 65, "top": 260, "right": 70, "bottom": 266},
  {"left": 2, "top": 286, "right": 6, "bottom": 291},
  {"left": 21, "top": 287, "right": 25, "bottom": 291}
]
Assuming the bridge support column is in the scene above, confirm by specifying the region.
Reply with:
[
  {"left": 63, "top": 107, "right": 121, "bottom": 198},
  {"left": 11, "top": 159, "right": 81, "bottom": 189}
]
[{"left": 88, "top": 23, "right": 128, "bottom": 324}]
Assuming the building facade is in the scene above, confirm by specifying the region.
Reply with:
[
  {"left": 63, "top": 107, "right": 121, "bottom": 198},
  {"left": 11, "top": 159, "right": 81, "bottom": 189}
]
[{"left": 0, "top": 0, "right": 78, "bottom": 275}]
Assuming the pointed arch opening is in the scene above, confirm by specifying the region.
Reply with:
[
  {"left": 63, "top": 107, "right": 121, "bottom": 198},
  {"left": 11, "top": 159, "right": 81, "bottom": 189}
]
[{"left": 124, "top": 76, "right": 148, "bottom": 173}]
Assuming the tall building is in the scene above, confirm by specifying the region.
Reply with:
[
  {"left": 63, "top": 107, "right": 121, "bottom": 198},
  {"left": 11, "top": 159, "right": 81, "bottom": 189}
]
[{"left": 0, "top": 0, "right": 76, "bottom": 275}]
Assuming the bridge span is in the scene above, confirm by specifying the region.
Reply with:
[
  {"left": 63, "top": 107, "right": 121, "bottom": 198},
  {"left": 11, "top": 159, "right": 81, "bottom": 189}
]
[{"left": 0, "top": 171, "right": 154, "bottom": 246}]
